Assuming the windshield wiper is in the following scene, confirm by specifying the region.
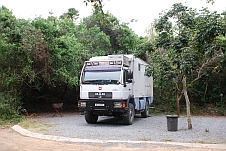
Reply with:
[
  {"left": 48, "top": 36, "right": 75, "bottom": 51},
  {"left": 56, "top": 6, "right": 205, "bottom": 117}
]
[
  {"left": 82, "top": 80, "right": 106, "bottom": 84},
  {"left": 83, "top": 80, "right": 119, "bottom": 85},
  {"left": 82, "top": 80, "right": 97, "bottom": 84}
]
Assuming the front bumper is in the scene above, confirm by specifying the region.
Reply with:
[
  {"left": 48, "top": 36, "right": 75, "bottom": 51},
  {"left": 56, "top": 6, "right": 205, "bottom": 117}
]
[{"left": 78, "top": 100, "right": 128, "bottom": 116}]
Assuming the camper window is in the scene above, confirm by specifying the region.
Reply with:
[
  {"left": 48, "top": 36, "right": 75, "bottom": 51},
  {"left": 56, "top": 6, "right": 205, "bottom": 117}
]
[{"left": 138, "top": 63, "right": 141, "bottom": 71}]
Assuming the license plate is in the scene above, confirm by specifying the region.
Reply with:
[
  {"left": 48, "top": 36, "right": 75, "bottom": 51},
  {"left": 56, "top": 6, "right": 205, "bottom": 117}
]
[
  {"left": 95, "top": 92, "right": 106, "bottom": 96},
  {"left": 95, "top": 103, "right": 105, "bottom": 106}
]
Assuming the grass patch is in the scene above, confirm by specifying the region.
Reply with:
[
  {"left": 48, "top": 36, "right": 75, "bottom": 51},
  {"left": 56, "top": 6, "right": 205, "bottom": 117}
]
[
  {"left": 196, "top": 140, "right": 216, "bottom": 144},
  {"left": 162, "top": 138, "right": 173, "bottom": 142},
  {"left": 0, "top": 116, "right": 24, "bottom": 127},
  {"left": 19, "top": 118, "right": 52, "bottom": 133},
  {"left": 137, "top": 137, "right": 151, "bottom": 141},
  {"left": 149, "top": 103, "right": 226, "bottom": 116}
]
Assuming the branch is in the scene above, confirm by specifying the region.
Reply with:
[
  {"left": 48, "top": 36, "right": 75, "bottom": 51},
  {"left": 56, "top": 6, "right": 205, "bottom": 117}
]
[
  {"left": 177, "top": 90, "right": 184, "bottom": 101},
  {"left": 190, "top": 54, "right": 223, "bottom": 87},
  {"left": 189, "top": 60, "right": 208, "bottom": 86},
  {"left": 86, "top": 0, "right": 105, "bottom": 16},
  {"left": 97, "top": 0, "right": 105, "bottom": 16},
  {"left": 175, "top": 76, "right": 183, "bottom": 92},
  {"left": 175, "top": 78, "right": 184, "bottom": 100}
]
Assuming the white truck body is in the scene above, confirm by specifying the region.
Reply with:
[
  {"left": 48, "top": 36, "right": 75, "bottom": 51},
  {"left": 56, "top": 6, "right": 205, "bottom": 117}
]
[{"left": 78, "top": 54, "right": 153, "bottom": 124}]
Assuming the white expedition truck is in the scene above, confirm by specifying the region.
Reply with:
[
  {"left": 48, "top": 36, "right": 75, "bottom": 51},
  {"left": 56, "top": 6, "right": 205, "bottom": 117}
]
[{"left": 78, "top": 54, "right": 153, "bottom": 125}]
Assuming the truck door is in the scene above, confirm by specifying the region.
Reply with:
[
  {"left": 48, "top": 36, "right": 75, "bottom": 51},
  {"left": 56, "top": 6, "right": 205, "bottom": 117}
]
[{"left": 122, "top": 69, "right": 133, "bottom": 99}]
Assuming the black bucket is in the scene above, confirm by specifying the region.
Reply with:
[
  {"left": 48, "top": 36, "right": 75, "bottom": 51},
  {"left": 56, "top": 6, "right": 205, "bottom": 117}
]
[{"left": 166, "top": 115, "right": 178, "bottom": 131}]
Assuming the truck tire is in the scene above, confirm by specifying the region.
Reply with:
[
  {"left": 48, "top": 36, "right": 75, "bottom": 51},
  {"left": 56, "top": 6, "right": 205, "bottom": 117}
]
[
  {"left": 122, "top": 103, "right": 135, "bottom": 125},
  {"left": 141, "top": 101, "right": 149, "bottom": 118},
  {"left": 85, "top": 111, "right": 98, "bottom": 124}
]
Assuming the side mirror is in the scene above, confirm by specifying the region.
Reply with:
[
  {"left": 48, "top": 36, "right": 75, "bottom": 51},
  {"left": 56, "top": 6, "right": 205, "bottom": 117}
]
[
  {"left": 78, "top": 71, "right": 81, "bottom": 85},
  {"left": 78, "top": 71, "right": 81, "bottom": 78},
  {"left": 128, "top": 70, "right": 133, "bottom": 79}
]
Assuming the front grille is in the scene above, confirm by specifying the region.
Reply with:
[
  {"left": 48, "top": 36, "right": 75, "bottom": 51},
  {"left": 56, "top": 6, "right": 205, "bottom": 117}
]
[{"left": 88, "top": 92, "right": 112, "bottom": 98}]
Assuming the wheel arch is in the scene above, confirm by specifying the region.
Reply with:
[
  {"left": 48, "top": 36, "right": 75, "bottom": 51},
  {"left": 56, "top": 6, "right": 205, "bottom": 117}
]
[{"left": 126, "top": 94, "right": 134, "bottom": 108}]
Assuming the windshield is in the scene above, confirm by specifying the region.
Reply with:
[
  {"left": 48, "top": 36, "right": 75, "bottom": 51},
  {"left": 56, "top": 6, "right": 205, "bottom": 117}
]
[{"left": 82, "top": 70, "right": 121, "bottom": 84}]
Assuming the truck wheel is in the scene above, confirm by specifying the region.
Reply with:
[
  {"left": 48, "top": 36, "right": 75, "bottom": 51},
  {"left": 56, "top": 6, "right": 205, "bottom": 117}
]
[
  {"left": 85, "top": 111, "right": 98, "bottom": 124},
  {"left": 122, "top": 103, "right": 135, "bottom": 125},
  {"left": 141, "top": 101, "right": 149, "bottom": 118}
]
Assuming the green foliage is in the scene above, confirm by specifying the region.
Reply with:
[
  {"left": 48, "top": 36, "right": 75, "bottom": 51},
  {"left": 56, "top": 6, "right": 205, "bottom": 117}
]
[
  {"left": 53, "top": 34, "right": 88, "bottom": 86},
  {"left": 75, "top": 24, "right": 111, "bottom": 56},
  {"left": 31, "top": 16, "right": 89, "bottom": 86},
  {"left": 0, "top": 1, "right": 225, "bottom": 121},
  {"left": 60, "top": 8, "right": 79, "bottom": 21},
  {"left": 115, "top": 24, "right": 136, "bottom": 53},
  {"left": 134, "top": 37, "right": 154, "bottom": 62},
  {"left": 0, "top": 4, "right": 140, "bottom": 122},
  {"left": 0, "top": 92, "right": 23, "bottom": 124},
  {"left": 0, "top": 6, "right": 89, "bottom": 122},
  {"left": 148, "top": 3, "right": 226, "bottom": 112},
  {"left": 81, "top": 11, "right": 138, "bottom": 54},
  {"left": 216, "top": 35, "right": 226, "bottom": 51}
]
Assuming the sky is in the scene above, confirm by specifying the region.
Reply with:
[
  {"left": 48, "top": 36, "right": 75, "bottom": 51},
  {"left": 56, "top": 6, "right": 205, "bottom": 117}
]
[{"left": 1, "top": 0, "right": 225, "bottom": 36}]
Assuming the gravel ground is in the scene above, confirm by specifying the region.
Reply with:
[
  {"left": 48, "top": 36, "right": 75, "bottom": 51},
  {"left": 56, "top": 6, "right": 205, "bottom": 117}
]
[{"left": 30, "top": 112, "right": 226, "bottom": 144}]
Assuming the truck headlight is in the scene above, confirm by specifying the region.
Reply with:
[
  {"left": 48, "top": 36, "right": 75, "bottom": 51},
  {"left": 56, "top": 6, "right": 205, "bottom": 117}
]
[
  {"left": 78, "top": 102, "right": 86, "bottom": 107},
  {"left": 114, "top": 102, "right": 126, "bottom": 108}
]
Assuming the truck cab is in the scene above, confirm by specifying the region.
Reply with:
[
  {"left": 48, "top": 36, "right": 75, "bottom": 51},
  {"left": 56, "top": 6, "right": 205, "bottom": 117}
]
[{"left": 78, "top": 55, "right": 153, "bottom": 125}]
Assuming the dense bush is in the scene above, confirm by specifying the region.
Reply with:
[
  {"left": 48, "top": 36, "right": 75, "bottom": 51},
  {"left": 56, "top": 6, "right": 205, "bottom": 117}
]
[
  {"left": 0, "top": 5, "right": 140, "bottom": 123},
  {"left": 149, "top": 3, "right": 226, "bottom": 115},
  {"left": 0, "top": 2, "right": 225, "bottom": 124}
]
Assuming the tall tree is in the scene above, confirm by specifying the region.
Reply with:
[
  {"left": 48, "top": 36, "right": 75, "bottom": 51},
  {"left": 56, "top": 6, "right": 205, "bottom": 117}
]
[
  {"left": 74, "top": 23, "right": 111, "bottom": 56},
  {"left": 152, "top": 3, "right": 225, "bottom": 128},
  {"left": 60, "top": 8, "right": 79, "bottom": 21},
  {"left": 31, "top": 16, "right": 89, "bottom": 86},
  {"left": 81, "top": 10, "right": 137, "bottom": 54}
]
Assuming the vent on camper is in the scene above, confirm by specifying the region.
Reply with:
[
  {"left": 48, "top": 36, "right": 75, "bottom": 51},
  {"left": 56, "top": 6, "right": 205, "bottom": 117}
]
[{"left": 108, "top": 55, "right": 130, "bottom": 67}]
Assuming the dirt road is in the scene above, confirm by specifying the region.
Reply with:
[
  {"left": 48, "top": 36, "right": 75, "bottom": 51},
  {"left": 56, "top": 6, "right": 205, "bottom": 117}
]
[{"left": 1, "top": 127, "right": 226, "bottom": 151}]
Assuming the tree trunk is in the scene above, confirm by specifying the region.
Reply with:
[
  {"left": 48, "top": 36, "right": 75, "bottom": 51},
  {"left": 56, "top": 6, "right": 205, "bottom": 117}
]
[
  {"left": 176, "top": 88, "right": 183, "bottom": 117},
  {"left": 176, "top": 94, "right": 180, "bottom": 117},
  {"left": 182, "top": 76, "right": 192, "bottom": 129}
]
